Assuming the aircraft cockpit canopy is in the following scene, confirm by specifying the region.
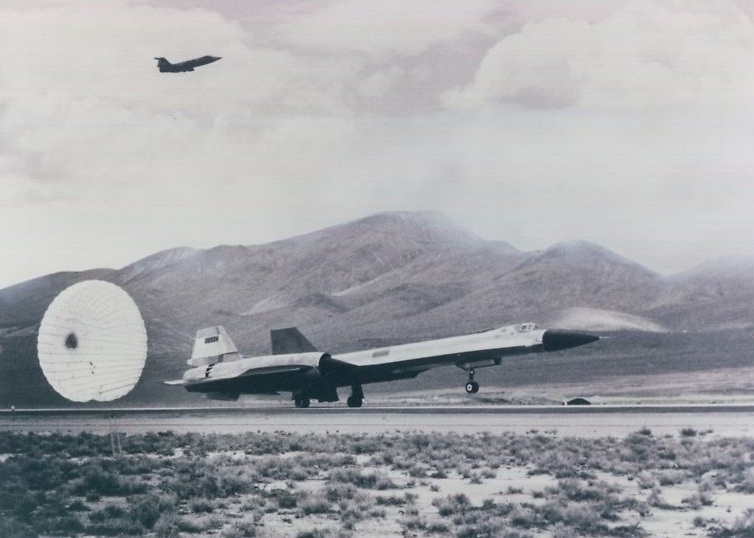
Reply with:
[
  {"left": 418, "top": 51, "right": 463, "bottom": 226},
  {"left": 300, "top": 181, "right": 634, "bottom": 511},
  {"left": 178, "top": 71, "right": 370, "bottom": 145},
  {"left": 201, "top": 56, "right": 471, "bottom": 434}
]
[{"left": 493, "top": 323, "right": 539, "bottom": 337}]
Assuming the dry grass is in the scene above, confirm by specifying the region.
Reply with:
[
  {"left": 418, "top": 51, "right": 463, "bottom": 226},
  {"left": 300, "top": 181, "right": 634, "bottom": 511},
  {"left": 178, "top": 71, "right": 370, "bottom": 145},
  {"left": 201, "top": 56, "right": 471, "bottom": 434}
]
[{"left": 2, "top": 429, "right": 754, "bottom": 537}]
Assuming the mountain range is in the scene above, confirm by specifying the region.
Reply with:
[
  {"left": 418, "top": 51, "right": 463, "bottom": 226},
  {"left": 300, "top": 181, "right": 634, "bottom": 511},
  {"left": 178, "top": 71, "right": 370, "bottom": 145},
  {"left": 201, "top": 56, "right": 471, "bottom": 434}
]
[{"left": 0, "top": 211, "right": 751, "bottom": 407}]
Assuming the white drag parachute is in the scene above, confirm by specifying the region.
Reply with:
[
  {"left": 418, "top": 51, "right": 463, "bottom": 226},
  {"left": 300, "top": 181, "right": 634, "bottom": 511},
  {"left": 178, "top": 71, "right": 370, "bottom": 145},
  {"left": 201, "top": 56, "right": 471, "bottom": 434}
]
[{"left": 37, "top": 280, "right": 147, "bottom": 402}]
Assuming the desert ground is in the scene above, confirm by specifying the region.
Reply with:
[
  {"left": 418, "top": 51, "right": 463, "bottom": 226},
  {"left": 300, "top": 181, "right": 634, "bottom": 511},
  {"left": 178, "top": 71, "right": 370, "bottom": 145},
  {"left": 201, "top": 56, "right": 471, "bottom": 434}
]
[{"left": 3, "top": 396, "right": 754, "bottom": 538}]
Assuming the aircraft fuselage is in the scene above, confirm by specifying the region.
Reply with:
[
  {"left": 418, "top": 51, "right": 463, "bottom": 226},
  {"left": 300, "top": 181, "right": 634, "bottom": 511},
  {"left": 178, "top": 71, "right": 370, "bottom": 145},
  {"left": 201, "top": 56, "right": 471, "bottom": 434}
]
[{"left": 178, "top": 323, "right": 598, "bottom": 406}]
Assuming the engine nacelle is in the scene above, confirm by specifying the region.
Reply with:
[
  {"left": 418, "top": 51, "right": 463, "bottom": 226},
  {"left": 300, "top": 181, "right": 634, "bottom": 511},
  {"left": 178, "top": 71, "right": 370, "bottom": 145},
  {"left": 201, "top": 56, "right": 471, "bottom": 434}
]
[{"left": 300, "top": 354, "right": 341, "bottom": 402}]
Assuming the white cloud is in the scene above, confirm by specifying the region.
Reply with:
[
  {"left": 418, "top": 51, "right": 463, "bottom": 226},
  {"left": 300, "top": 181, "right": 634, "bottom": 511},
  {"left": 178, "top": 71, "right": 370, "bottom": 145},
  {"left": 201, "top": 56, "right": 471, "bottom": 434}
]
[
  {"left": 445, "top": 2, "right": 754, "bottom": 110},
  {"left": 270, "top": 0, "right": 499, "bottom": 57}
]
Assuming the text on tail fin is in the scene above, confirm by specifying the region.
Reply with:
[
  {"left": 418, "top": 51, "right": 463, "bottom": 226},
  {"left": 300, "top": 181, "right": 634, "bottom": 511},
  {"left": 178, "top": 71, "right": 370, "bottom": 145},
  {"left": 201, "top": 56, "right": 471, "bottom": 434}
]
[{"left": 189, "top": 326, "right": 240, "bottom": 366}]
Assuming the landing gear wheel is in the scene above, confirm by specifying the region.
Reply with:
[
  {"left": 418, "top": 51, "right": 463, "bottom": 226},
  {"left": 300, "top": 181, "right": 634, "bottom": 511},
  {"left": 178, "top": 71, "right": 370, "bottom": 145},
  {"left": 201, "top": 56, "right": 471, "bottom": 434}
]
[
  {"left": 347, "top": 381, "right": 364, "bottom": 408},
  {"left": 463, "top": 367, "right": 480, "bottom": 394},
  {"left": 465, "top": 381, "right": 480, "bottom": 394},
  {"left": 294, "top": 396, "right": 310, "bottom": 408}
]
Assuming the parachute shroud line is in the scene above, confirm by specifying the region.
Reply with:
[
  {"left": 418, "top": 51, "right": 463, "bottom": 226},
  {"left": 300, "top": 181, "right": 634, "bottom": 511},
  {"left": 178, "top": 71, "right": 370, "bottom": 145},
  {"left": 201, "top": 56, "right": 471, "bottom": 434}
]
[{"left": 37, "top": 280, "right": 147, "bottom": 402}]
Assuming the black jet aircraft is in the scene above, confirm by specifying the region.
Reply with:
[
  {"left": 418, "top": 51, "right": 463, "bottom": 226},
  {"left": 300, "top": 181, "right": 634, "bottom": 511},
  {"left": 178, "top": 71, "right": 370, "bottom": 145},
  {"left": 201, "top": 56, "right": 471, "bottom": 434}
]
[
  {"left": 166, "top": 323, "right": 599, "bottom": 408},
  {"left": 154, "top": 55, "right": 221, "bottom": 72}
]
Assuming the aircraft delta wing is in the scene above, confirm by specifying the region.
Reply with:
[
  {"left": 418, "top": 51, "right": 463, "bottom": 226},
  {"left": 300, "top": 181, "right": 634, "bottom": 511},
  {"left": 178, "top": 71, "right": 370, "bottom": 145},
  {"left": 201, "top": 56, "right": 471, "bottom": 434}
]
[
  {"left": 154, "top": 55, "right": 221, "bottom": 72},
  {"left": 166, "top": 323, "right": 599, "bottom": 408}
]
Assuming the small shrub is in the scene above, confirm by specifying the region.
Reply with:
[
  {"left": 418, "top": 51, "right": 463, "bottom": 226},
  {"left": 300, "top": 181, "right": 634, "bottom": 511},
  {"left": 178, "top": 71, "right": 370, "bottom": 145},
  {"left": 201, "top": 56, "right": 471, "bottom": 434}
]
[
  {"left": 400, "top": 508, "right": 426, "bottom": 531},
  {"left": 456, "top": 516, "right": 510, "bottom": 537},
  {"left": 509, "top": 505, "right": 540, "bottom": 529},
  {"left": 709, "top": 508, "right": 754, "bottom": 537},
  {"left": 296, "top": 529, "right": 330, "bottom": 538},
  {"left": 682, "top": 490, "right": 715, "bottom": 509},
  {"left": 657, "top": 470, "right": 686, "bottom": 486},
  {"left": 300, "top": 497, "right": 331, "bottom": 515},
  {"left": 328, "top": 468, "right": 397, "bottom": 490},
  {"left": 325, "top": 483, "right": 357, "bottom": 503},
  {"left": 430, "top": 468, "right": 448, "bottom": 479},
  {"left": 67, "top": 500, "right": 90, "bottom": 512},
  {"left": 190, "top": 498, "right": 215, "bottom": 514},
  {"left": 432, "top": 493, "right": 471, "bottom": 517},
  {"left": 426, "top": 521, "right": 450, "bottom": 533},
  {"left": 89, "top": 504, "right": 127, "bottom": 523},
  {"left": 221, "top": 521, "right": 257, "bottom": 538},
  {"left": 275, "top": 491, "right": 299, "bottom": 510},
  {"left": 153, "top": 514, "right": 180, "bottom": 538},
  {"left": 636, "top": 472, "right": 656, "bottom": 489},
  {"left": 376, "top": 494, "right": 407, "bottom": 506},
  {"left": 647, "top": 486, "right": 675, "bottom": 510}
]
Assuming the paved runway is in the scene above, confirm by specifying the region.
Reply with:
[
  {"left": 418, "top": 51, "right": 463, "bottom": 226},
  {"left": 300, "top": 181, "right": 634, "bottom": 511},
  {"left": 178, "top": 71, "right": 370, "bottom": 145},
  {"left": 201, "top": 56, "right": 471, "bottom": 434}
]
[{"left": 2, "top": 405, "right": 753, "bottom": 438}]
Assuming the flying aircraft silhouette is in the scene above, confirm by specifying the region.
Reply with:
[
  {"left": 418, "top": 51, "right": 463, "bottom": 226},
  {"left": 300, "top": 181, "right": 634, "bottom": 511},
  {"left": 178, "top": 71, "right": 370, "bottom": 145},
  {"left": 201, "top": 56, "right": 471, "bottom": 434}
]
[
  {"left": 166, "top": 323, "right": 599, "bottom": 408},
  {"left": 154, "top": 55, "right": 221, "bottom": 73}
]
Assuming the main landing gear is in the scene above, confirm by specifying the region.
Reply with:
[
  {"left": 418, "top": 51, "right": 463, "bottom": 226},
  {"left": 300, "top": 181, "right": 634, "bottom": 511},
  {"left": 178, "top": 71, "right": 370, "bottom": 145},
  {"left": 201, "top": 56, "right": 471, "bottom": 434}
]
[
  {"left": 461, "top": 367, "right": 480, "bottom": 394},
  {"left": 347, "top": 382, "right": 364, "bottom": 408},
  {"left": 292, "top": 382, "right": 364, "bottom": 409},
  {"left": 293, "top": 394, "right": 310, "bottom": 408}
]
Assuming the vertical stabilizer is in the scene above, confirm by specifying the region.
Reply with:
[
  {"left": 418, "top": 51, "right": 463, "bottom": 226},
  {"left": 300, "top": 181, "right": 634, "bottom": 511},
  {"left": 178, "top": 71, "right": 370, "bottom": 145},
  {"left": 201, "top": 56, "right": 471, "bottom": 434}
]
[
  {"left": 155, "top": 57, "right": 170, "bottom": 71},
  {"left": 189, "top": 326, "right": 241, "bottom": 366},
  {"left": 271, "top": 327, "right": 318, "bottom": 355}
]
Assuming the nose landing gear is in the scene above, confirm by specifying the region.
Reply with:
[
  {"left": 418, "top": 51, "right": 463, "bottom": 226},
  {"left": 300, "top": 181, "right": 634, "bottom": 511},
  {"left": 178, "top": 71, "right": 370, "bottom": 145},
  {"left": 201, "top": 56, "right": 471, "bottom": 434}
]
[
  {"left": 465, "top": 380, "right": 480, "bottom": 394},
  {"left": 461, "top": 367, "right": 480, "bottom": 394},
  {"left": 464, "top": 368, "right": 480, "bottom": 394}
]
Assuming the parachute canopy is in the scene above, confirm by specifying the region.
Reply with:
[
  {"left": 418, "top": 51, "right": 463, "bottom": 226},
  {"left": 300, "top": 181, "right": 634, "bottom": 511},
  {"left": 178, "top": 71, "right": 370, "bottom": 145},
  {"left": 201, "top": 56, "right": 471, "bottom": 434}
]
[{"left": 37, "top": 280, "right": 148, "bottom": 402}]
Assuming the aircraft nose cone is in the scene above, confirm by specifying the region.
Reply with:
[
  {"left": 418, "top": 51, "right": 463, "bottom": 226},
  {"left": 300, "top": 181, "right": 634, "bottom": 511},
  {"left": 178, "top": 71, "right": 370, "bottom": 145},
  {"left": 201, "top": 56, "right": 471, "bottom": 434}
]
[{"left": 542, "top": 330, "right": 599, "bottom": 351}]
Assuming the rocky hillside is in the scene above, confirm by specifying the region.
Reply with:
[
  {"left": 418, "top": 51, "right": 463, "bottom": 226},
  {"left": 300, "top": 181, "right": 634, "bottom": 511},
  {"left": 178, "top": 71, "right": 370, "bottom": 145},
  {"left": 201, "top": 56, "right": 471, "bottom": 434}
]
[{"left": 0, "top": 211, "right": 752, "bottom": 407}]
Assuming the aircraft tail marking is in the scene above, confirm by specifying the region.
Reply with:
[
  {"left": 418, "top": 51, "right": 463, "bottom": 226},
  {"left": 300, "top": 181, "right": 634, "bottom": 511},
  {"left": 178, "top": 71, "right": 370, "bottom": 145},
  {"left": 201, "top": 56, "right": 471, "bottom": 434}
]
[
  {"left": 189, "top": 326, "right": 241, "bottom": 366},
  {"left": 271, "top": 327, "right": 317, "bottom": 355}
]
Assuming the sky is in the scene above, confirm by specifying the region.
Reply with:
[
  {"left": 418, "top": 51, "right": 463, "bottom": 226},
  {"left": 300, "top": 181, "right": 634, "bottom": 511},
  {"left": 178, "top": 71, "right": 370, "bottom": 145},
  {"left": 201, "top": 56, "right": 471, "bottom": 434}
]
[{"left": 1, "top": 0, "right": 753, "bottom": 289}]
